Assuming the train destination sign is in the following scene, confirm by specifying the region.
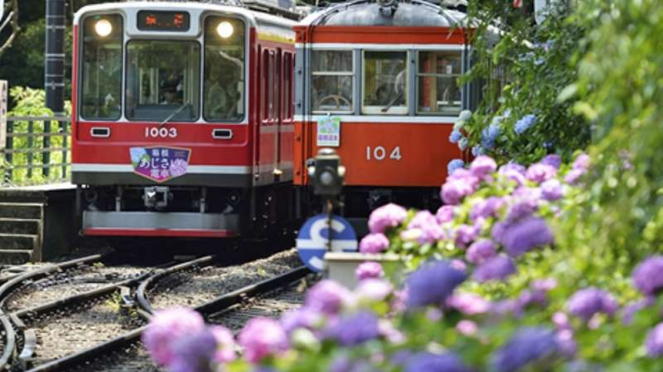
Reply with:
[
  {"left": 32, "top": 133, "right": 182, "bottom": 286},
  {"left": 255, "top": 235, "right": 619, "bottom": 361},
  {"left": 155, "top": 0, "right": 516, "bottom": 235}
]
[{"left": 137, "top": 11, "right": 190, "bottom": 32}]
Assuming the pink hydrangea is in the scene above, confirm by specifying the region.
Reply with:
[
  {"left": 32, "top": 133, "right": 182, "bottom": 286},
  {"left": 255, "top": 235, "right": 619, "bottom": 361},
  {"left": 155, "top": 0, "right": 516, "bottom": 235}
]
[
  {"left": 436, "top": 205, "right": 456, "bottom": 224},
  {"left": 305, "top": 280, "right": 351, "bottom": 315},
  {"left": 407, "top": 210, "right": 446, "bottom": 245},
  {"left": 541, "top": 179, "right": 563, "bottom": 201},
  {"left": 368, "top": 203, "right": 408, "bottom": 233},
  {"left": 470, "top": 156, "right": 498, "bottom": 179},
  {"left": 359, "top": 233, "right": 390, "bottom": 254},
  {"left": 356, "top": 261, "right": 384, "bottom": 281},
  {"left": 456, "top": 320, "right": 478, "bottom": 336},
  {"left": 526, "top": 163, "right": 557, "bottom": 183},
  {"left": 356, "top": 279, "right": 393, "bottom": 302},
  {"left": 466, "top": 239, "right": 497, "bottom": 264},
  {"left": 143, "top": 307, "right": 206, "bottom": 366},
  {"left": 210, "top": 326, "right": 237, "bottom": 364},
  {"left": 238, "top": 318, "right": 289, "bottom": 363},
  {"left": 454, "top": 224, "right": 479, "bottom": 248},
  {"left": 446, "top": 293, "right": 490, "bottom": 315}
]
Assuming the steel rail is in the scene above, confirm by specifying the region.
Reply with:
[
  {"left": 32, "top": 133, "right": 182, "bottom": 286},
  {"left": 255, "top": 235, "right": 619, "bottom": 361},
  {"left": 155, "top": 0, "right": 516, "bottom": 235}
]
[{"left": 25, "top": 266, "right": 310, "bottom": 372}]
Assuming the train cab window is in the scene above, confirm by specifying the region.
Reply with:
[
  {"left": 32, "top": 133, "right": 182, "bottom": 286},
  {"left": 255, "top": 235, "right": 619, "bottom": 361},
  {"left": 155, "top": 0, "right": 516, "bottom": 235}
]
[
  {"left": 125, "top": 41, "right": 200, "bottom": 122},
  {"left": 417, "top": 52, "right": 462, "bottom": 115},
  {"left": 311, "top": 51, "right": 353, "bottom": 114},
  {"left": 203, "top": 16, "right": 246, "bottom": 122},
  {"left": 80, "top": 14, "right": 123, "bottom": 121},
  {"left": 362, "top": 51, "right": 408, "bottom": 115}
]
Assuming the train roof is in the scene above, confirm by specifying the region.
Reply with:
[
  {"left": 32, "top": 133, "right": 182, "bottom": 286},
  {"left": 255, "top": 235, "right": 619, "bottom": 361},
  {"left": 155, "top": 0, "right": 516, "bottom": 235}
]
[{"left": 300, "top": 0, "right": 467, "bottom": 28}]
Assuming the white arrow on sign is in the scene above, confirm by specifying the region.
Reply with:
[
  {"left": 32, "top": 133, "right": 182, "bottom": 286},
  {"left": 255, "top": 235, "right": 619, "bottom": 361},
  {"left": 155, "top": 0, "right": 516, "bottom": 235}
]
[{"left": 296, "top": 218, "right": 358, "bottom": 252}]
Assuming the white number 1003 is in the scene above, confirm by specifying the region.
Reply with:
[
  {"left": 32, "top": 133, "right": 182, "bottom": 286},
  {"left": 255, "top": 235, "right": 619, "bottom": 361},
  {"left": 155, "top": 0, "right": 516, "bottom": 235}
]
[
  {"left": 145, "top": 127, "right": 178, "bottom": 138},
  {"left": 366, "top": 146, "right": 402, "bottom": 161}
]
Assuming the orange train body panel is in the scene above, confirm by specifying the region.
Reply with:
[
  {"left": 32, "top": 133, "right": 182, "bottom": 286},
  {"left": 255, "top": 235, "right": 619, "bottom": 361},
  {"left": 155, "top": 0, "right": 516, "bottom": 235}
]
[{"left": 294, "top": 121, "right": 463, "bottom": 187}]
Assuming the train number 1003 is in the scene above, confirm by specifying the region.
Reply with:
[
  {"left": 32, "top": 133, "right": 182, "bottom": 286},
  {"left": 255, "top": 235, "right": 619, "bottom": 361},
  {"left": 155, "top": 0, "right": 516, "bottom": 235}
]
[
  {"left": 145, "top": 127, "right": 178, "bottom": 138},
  {"left": 366, "top": 146, "right": 402, "bottom": 161}
]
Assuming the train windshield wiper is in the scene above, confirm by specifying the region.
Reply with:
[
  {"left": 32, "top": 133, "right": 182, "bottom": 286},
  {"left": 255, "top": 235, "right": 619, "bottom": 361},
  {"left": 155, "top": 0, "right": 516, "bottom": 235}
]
[
  {"left": 159, "top": 103, "right": 190, "bottom": 127},
  {"left": 381, "top": 92, "right": 403, "bottom": 113}
]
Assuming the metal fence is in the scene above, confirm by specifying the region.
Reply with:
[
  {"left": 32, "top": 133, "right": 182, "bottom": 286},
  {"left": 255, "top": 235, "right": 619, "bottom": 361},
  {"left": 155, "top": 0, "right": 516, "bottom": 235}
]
[{"left": 2, "top": 116, "right": 71, "bottom": 186}]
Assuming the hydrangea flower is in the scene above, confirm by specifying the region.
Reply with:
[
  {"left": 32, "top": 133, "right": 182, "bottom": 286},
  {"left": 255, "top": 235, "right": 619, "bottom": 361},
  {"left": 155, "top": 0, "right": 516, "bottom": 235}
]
[
  {"left": 143, "top": 307, "right": 206, "bottom": 366},
  {"left": 526, "top": 163, "right": 557, "bottom": 183},
  {"left": 470, "top": 197, "right": 504, "bottom": 221},
  {"left": 481, "top": 123, "right": 501, "bottom": 150},
  {"left": 454, "top": 224, "right": 479, "bottom": 248},
  {"left": 541, "top": 154, "right": 562, "bottom": 169},
  {"left": 646, "top": 323, "right": 663, "bottom": 357},
  {"left": 501, "top": 217, "right": 554, "bottom": 257},
  {"left": 474, "top": 255, "right": 516, "bottom": 283},
  {"left": 471, "top": 145, "right": 485, "bottom": 157},
  {"left": 456, "top": 320, "right": 478, "bottom": 336},
  {"left": 356, "top": 279, "right": 392, "bottom": 302},
  {"left": 368, "top": 203, "right": 408, "bottom": 234},
  {"left": 446, "top": 292, "right": 490, "bottom": 315},
  {"left": 449, "top": 129, "right": 463, "bottom": 144},
  {"left": 470, "top": 155, "right": 498, "bottom": 179},
  {"left": 556, "top": 329, "right": 578, "bottom": 358},
  {"left": 238, "top": 318, "right": 289, "bottom": 363},
  {"left": 359, "top": 233, "right": 390, "bottom": 254},
  {"left": 499, "top": 163, "right": 527, "bottom": 185},
  {"left": 622, "top": 297, "right": 654, "bottom": 325},
  {"left": 632, "top": 256, "right": 663, "bottom": 296},
  {"left": 541, "top": 179, "right": 563, "bottom": 201},
  {"left": 169, "top": 329, "right": 219, "bottom": 372},
  {"left": 441, "top": 170, "right": 479, "bottom": 205},
  {"left": 567, "top": 287, "right": 618, "bottom": 321},
  {"left": 573, "top": 153, "right": 590, "bottom": 171},
  {"left": 565, "top": 169, "right": 584, "bottom": 185},
  {"left": 490, "top": 327, "right": 560, "bottom": 372},
  {"left": 324, "top": 311, "right": 381, "bottom": 346},
  {"left": 210, "top": 326, "right": 237, "bottom": 363},
  {"left": 281, "top": 307, "right": 324, "bottom": 334},
  {"left": 305, "top": 280, "right": 351, "bottom": 315},
  {"left": 466, "top": 239, "right": 497, "bottom": 264},
  {"left": 504, "top": 199, "right": 539, "bottom": 225},
  {"left": 447, "top": 159, "right": 465, "bottom": 175},
  {"left": 404, "top": 352, "right": 473, "bottom": 372},
  {"left": 514, "top": 114, "right": 537, "bottom": 134},
  {"left": 356, "top": 261, "right": 384, "bottom": 281},
  {"left": 406, "top": 210, "right": 446, "bottom": 245},
  {"left": 435, "top": 205, "right": 455, "bottom": 224},
  {"left": 406, "top": 260, "right": 466, "bottom": 308}
]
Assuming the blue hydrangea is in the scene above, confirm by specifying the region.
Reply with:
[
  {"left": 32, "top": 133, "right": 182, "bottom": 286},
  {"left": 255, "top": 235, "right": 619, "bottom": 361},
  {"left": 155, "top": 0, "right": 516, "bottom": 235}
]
[
  {"left": 514, "top": 115, "right": 537, "bottom": 134},
  {"left": 324, "top": 311, "right": 380, "bottom": 346},
  {"left": 447, "top": 159, "right": 465, "bottom": 175},
  {"left": 471, "top": 145, "right": 485, "bottom": 157},
  {"left": 406, "top": 260, "right": 466, "bottom": 308},
  {"left": 501, "top": 217, "right": 554, "bottom": 257},
  {"left": 458, "top": 138, "right": 468, "bottom": 151},
  {"left": 490, "top": 327, "right": 560, "bottom": 372},
  {"left": 481, "top": 124, "right": 501, "bottom": 150},
  {"left": 404, "top": 353, "right": 473, "bottom": 372},
  {"left": 449, "top": 129, "right": 463, "bottom": 144}
]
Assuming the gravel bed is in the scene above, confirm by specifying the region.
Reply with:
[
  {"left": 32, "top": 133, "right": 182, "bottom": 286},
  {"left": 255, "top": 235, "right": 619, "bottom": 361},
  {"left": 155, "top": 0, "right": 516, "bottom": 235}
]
[
  {"left": 5, "top": 265, "right": 147, "bottom": 312},
  {"left": 148, "top": 249, "right": 302, "bottom": 310},
  {"left": 81, "top": 344, "right": 164, "bottom": 372}
]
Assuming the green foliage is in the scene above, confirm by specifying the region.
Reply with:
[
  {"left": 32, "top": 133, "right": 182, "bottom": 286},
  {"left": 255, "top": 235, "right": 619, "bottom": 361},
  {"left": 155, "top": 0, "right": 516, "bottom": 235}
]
[{"left": 461, "top": 1, "right": 590, "bottom": 164}]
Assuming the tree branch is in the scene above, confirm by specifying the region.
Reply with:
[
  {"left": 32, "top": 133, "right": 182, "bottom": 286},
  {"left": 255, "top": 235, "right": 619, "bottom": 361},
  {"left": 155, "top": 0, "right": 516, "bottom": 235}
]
[{"left": 0, "top": 0, "right": 20, "bottom": 57}]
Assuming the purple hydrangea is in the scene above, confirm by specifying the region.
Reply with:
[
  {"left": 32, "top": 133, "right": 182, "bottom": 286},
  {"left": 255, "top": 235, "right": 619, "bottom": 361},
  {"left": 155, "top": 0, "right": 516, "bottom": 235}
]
[
  {"left": 359, "top": 233, "right": 390, "bottom": 254},
  {"left": 454, "top": 224, "right": 479, "bottom": 248},
  {"left": 567, "top": 287, "right": 618, "bottom": 321},
  {"left": 500, "top": 217, "right": 554, "bottom": 257},
  {"left": 237, "top": 318, "right": 289, "bottom": 363},
  {"left": 565, "top": 169, "right": 584, "bottom": 185},
  {"left": 169, "top": 329, "right": 218, "bottom": 372},
  {"left": 573, "top": 153, "right": 590, "bottom": 171},
  {"left": 404, "top": 352, "right": 473, "bottom": 372},
  {"left": 632, "top": 256, "right": 663, "bottom": 296},
  {"left": 470, "top": 197, "right": 505, "bottom": 221},
  {"left": 305, "top": 280, "right": 351, "bottom": 315},
  {"left": 621, "top": 297, "right": 654, "bottom": 325},
  {"left": 436, "top": 205, "right": 455, "bottom": 224},
  {"left": 541, "top": 179, "right": 563, "bottom": 201},
  {"left": 526, "top": 163, "right": 557, "bottom": 183},
  {"left": 516, "top": 289, "right": 548, "bottom": 310},
  {"left": 470, "top": 156, "right": 498, "bottom": 179},
  {"left": 447, "top": 159, "right": 465, "bottom": 175},
  {"left": 143, "top": 307, "right": 206, "bottom": 366},
  {"left": 356, "top": 279, "right": 393, "bottom": 302},
  {"left": 492, "top": 221, "right": 507, "bottom": 242},
  {"left": 490, "top": 327, "right": 560, "bottom": 372},
  {"left": 356, "top": 261, "right": 384, "bottom": 281},
  {"left": 556, "top": 329, "right": 577, "bottom": 358},
  {"left": 324, "top": 311, "right": 381, "bottom": 346},
  {"left": 446, "top": 292, "right": 490, "bottom": 315},
  {"left": 473, "top": 255, "right": 516, "bottom": 283},
  {"left": 281, "top": 307, "right": 324, "bottom": 334},
  {"left": 406, "top": 260, "right": 466, "bottom": 308},
  {"left": 505, "top": 198, "right": 539, "bottom": 225},
  {"left": 499, "top": 166, "right": 527, "bottom": 186},
  {"left": 407, "top": 211, "right": 446, "bottom": 245},
  {"left": 647, "top": 323, "right": 663, "bottom": 357},
  {"left": 466, "top": 239, "right": 497, "bottom": 264},
  {"left": 541, "top": 154, "right": 562, "bottom": 169},
  {"left": 210, "top": 326, "right": 237, "bottom": 363},
  {"left": 500, "top": 163, "right": 527, "bottom": 175},
  {"left": 441, "top": 179, "right": 474, "bottom": 205},
  {"left": 368, "top": 204, "right": 408, "bottom": 234}
]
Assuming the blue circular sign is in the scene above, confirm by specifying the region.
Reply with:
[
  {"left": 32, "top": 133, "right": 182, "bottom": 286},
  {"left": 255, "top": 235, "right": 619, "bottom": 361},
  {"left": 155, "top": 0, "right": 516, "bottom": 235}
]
[{"left": 296, "top": 214, "right": 358, "bottom": 272}]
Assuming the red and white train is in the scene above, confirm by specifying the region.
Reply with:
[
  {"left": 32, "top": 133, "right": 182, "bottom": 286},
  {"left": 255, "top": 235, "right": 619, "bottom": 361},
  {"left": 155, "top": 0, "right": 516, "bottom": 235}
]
[{"left": 71, "top": 0, "right": 471, "bottom": 238}]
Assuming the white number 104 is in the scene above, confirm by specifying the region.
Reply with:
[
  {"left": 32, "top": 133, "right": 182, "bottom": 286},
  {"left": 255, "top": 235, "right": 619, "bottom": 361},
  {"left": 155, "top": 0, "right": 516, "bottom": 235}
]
[{"left": 366, "top": 146, "right": 402, "bottom": 161}]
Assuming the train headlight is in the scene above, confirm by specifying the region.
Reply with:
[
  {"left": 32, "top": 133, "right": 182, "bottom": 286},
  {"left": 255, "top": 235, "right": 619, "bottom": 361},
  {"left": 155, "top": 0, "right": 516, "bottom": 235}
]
[
  {"left": 95, "top": 19, "right": 113, "bottom": 37},
  {"left": 216, "top": 21, "right": 234, "bottom": 39},
  {"left": 311, "top": 149, "right": 345, "bottom": 197}
]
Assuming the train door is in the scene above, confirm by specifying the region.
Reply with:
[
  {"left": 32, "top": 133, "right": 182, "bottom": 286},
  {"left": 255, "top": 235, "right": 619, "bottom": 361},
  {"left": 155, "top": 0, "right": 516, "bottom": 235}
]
[
  {"left": 274, "top": 48, "right": 282, "bottom": 178},
  {"left": 259, "top": 48, "right": 278, "bottom": 182},
  {"left": 280, "top": 52, "right": 294, "bottom": 179}
]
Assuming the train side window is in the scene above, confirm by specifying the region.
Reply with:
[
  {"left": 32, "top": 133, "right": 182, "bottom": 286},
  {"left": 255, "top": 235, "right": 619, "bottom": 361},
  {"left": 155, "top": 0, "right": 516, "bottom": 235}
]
[
  {"left": 203, "top": 16, "right": 246, "bottom": 122},
  {"left": 80, "top": 14, "right": 123, "bottom": 121},
  {"left": 261, "top": 50, "right": 269, "bottom": 121},
  {"left": 417, "top": 51, "right": 462, "bottom": 116},
  {"left": 362, "top": 51, "right": 408, "bottom": 115},
  {"left": 311, "top": 50, "right": 353, "bottom": 114},
  {"left": 284, "top": 53, "right": 293, "bottom": 119}
]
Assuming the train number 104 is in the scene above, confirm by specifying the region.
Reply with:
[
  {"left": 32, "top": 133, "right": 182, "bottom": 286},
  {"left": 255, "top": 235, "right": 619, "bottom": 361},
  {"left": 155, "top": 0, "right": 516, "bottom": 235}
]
[
  {"left": 366, "top": 146, "right": 402, "bottom": 161},
  {"left": 145, "top": 127, "right": 178, "bottom": 138}
]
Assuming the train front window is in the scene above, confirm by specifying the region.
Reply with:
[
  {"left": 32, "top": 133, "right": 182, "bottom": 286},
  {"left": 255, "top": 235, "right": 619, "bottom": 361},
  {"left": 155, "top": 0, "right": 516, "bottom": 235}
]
[
  {"left": 311, "top": 51, "right": 353, "bottom": 113},
  {"left": 362, "top": 51, "right": 408, "bottom": 115},
  {"left": 80, "top": 14, "right": 123, "bottom": 121},
  {"left": 125, "top": 41, "right": 200, "bottom": 122},
  {"left": 417, "top": 52, "right": 462, "bottom": 115},
  {"left": 203, "top": 16, "right": 246, "bottom": 122}
]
